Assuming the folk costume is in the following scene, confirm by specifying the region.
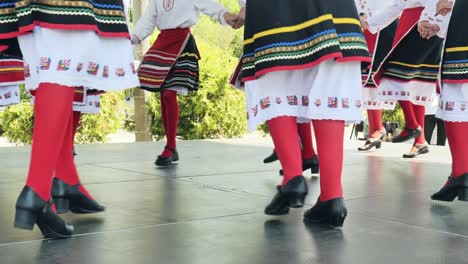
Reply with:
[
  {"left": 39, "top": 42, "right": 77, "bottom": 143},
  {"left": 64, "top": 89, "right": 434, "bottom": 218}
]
[
  {"left": 132, "top": 0, "right": 230, "bottom": 166},
  {"left": 365, "top": 0, "right": 444, "bottom": 158},
  {"left": 240, "top": 0, "right": 370, "bottom": 228},
  {"left": 428, "top": 0, "right": 468, "bottom": 202},
  {"left": 357, "top": 0, "right": 399, "bottom": 151},
  {"left": 0, "top": 38, "right": 23, "bottom": 107},
  {"left": 3, "top": 0, "right": 139, "bottom": 238}
]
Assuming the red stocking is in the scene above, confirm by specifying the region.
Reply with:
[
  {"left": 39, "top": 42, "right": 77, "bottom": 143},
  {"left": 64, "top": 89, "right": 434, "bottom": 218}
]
[
  {"left": 445, "top": 122, "right": 468, "bottom": 178},
  {"left": 25, "top": 83, "right": 74, "bottom": 201},
  {"left": 313, "top": 120, "right": 345, "bottom": 201},
  {"left": 55, "top": 107, "right": 94, "bottom": 199},
  {"left": 267, "top": 117, "right": 302, "bottom": 185},
  {"left": 413, "top": 104, "right": 426, "bottom": 144},
  {"left": 160, "top": 89, "right": 179, "bottom": 157},
  {"left": 398, "top": 100, "right": 419, "bottom": 137},
  {"left": 297, "top": 122, "right": 316, "bottom": 159},
  {"left": 367, "top": 109, "right": 375, "bottom": 136},
  {"left": 370, "top": 109, "right": 385, "bottom": 138},
  {"left": 72, "top": 111, "right": 81, "bottom": 137}
]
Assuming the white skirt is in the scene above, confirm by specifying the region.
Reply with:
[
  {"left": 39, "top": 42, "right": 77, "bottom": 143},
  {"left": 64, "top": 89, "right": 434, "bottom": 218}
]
[
  {"left": 0, "top": 84, "right": 20, "bottom": 106},
  {"left": 72, "top": 95, "right": 101, "bottom": 114},
  {"left": 437, "top": 83, "right": 468, "bottom": 122},
  {"left": 18, "top": 27, "right": 140, "bottom": 92},
  {"left": 377, "top": 79, "right": 436, "bottom": 107},
  {"left": 362, "top": 87, "right": 396, "bottom": 110},
  {"left": 244, "top": 60, "right": 363, "bottom": 132}
]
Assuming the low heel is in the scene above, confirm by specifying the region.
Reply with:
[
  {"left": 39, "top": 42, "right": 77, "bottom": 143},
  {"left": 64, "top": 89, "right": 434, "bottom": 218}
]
[
  {"left": 54, "top": 198, "right": 70, "bottom": 214},
  {"left": 328, "top": 215, "right": 346, "bottom": 229},
  {"left": 458, "top": 188, "right": 468, "bottom": 201},
  {"left": 287, "top": 193, "right": 306, "bottom": 208},
  {"left": 375, "top": 141, "right": 382, "bottom": 149},
  {"left": 311, "top": 165, "right": 319, "bottom": 174},
  {"left": 14, "top": 208, "right": 38, "bottom": 230}
]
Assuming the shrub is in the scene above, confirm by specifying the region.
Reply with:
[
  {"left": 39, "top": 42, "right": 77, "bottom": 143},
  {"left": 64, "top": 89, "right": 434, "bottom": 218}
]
[{"left": 0, "top": 89, "right": 128, "bottom": 144}]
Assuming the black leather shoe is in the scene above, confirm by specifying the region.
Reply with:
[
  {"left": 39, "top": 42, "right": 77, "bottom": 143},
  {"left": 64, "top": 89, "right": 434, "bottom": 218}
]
[
  {"left": 263, "top": 150, "right": 278, "bottom": 164},
  {"left": 280, "top": 155, "right": 319, "bottom": 175},
  {"left": 431, "top": 174, "right": 468, "bottom": 202},
  {"left": 392, "top": 127, "right": 422, "bottom": 143},
  {"left": 303, "top": 198, "right": 347, "bottom": 229},
  {"left": 265, "top": 176, "right": 308, "bottom": 215},
  {"left": 52, "top": 178, "right": 105, "bottom": 214},
  {"left": 15, "top": 186, "right": 74, "bottom": 239},
  {"left": 155, "top": 147, "right": 179, "bottom": 166},
  {"left": 403, "top": 143, "right": 429, "bottom": 158}
]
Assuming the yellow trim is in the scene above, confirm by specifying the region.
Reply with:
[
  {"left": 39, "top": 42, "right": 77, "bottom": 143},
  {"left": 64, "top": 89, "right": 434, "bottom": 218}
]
[
  {"left": 0, "top": 67, "right": 24, "bottom": 72},
  {"left": 387, "top": 61, "right": 440, "bottom": 69},
  {"left": 140, "top": 76, "right": 164, "bottom": 82},
  {"left": 244, "top": 15, "right": 359, "bottom": 45},
  {"left": 446, "top": 46, "right": 468, "bottom": 53}
]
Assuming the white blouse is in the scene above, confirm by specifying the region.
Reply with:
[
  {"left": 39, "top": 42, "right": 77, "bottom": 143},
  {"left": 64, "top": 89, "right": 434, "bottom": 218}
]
[
  {"left": 133, "top": 0, "right": 228, "bottom": 42},
  {"left": 365, "top": 0, "right": 430, "bottom": 33}
]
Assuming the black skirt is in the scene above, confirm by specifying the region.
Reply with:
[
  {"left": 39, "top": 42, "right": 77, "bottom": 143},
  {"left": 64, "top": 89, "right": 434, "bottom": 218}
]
[
  {"left": 441, "top": 0, "right": 468, "bottom": 83},
  {"left": 241, "top": 0, "right": 370, "bottom": 82}
]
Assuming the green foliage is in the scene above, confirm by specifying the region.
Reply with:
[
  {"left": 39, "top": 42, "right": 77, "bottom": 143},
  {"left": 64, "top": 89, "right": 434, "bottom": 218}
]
[
  {"left": 382, "top": 104, "right": 405, "bottom": 128},
  {"left": 0, "top": 89, "right": 128, "bottom": 144},
  {"left": 0, "top": 102, "right": 34, "bottom": 144},
  {"left": 74, "top": 92, "right": 128, "bottom": 143}
]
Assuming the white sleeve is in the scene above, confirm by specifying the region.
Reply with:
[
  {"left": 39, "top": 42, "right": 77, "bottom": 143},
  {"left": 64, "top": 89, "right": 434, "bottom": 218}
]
[
  {"left": 436, "top": 0, "right": 455, "bottom": 38},
  {"left": 367, "top": 0, "right": 406, "bottom": 33},
  {"left": 239, "top": 0, "right": 246, "bottom": 7},
  {"left": 419, "top": 0, "right": 437, "bottom": 22},
  {"left": 421, "top": 0, "right": 453, "bottom": 38},
  {"left": 132, "top": 0, "right": 158, "bottom": 42},
  {"left": 193, "top": 0, "right": 228, "bottom": 25}
]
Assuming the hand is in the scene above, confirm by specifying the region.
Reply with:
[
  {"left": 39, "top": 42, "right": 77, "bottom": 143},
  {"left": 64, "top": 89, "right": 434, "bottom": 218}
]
[
  {"left": 359, "top": 15, "right": 369, "bottom": 30},
  {"left": 224, "top": 12, "right": 244, "bottom": 29},
  {"left": 131, "top": 35, "right": 140, "bottom": 45},
  {"left": 418, "top": 21, "right": 440, "bottom": 39},
  {"left": 436, "top": 0, "right": 453, "bottom": 16}
]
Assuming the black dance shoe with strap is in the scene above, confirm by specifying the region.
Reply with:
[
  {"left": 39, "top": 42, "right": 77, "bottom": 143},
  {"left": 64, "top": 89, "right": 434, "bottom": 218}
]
[
  {"left": 52, "top": 178, "right": 105, "bottom": 214},
  {"left": 265, "top": 176, "right": 308, "bottom": 215},
  {"left": 392, "top": 126, "right": 422, "bottom": 143},
  {"left": 15, "top": 186, "right": 74, "bottom": 239},
  {"left": 431, "top": 173, "right": 468, "bottom": 202},
  {"left": 155, "top": 146, "right": 179, "bottom": 166},
  {"left": 263, "top": 150, "right": 278, "bottom": 164},
  {"left": 279, "top": 155, "right": 319, "bottom": 175},
  {"left": 358, "top": 131, "right": 385, "bottom": 151},
  {"left": 303, "top": 197, "right": 348, "bottom": 229},
  {"left": 402, "top": 143, "right": 429, "bottom": 158}
]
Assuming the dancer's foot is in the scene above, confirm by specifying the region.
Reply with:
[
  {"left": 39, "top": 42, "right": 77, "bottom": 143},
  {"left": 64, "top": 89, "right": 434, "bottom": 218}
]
[
  {"left": 280, "top": 155, "right": 319, "bottom": 175},
  {"left": 431, "top": 173, "right": 468, "bottom": 202},
  {"left": 265, "top": 176, "right": 308, "bottom": 215},
  {"left": 303, "top": 197, "right": 347, "bottom": 229},
  {"left": 155, "top": 146, "right": 179, "bottom": 166},
  {"left": 392, "top": 127, "right": 422, "bottom": 143},
  {"left": 15, "top": 186, "right": 74, "bottom": 238},
  {"left": 402, "top": 142, "right": 429, "bottom": 158},
  {"left": 263, "top": 150, "right": 278, "bottom": 164},
  {"left": 358, "top": 130, "right": 385, "bottom": 151},
  {"left": 52, "top": 178, "right": 105, "bottom": 214}
]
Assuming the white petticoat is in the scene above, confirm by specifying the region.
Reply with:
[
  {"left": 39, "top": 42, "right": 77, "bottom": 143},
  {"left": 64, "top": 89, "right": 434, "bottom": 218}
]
[
  {"left": 18, "top": 27, "right": 140, "bottom": 92},
  {"left": 377, "top": 79, "right": 436, "bottom": 107},
  {"left": 362, "top": 87, "right": 396, "bottom": 110},
  {"left": 437, "top": 83, "right": 468, "bottom": 122},
  {"left": 0, "top": 84, "right": 20, "bottom": 106},
  {"left": 244, "top": 60, "right": 363, "bottom": 132},
  {"left": 31, "top": 94, "right": 101, "bottom": 114}
]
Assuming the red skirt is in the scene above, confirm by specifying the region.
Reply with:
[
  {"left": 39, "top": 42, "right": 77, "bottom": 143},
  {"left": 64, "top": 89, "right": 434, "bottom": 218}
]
[{"left": 137, "top": 28, "right": 200, "bottom": 93}]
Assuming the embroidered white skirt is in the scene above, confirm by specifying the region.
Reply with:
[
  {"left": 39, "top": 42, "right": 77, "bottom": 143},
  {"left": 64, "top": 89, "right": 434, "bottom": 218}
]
[
  {"left": 362, "top": 87, "right": 396, "bottom": 110},
  {"left": 437, "top": 83, "right": 468, "bottom": 122},
  {"left": 377, "top": 79, "right": 436, "bottom": 107},
  {"left": 0, "top": 84, "right": 20, "bottom": 106},
  {"left": 244, "top": 60, "right": 363, "bottom": 132},
  {"left": 18, "top": 27, "right": 140, "bottom": 92}
]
